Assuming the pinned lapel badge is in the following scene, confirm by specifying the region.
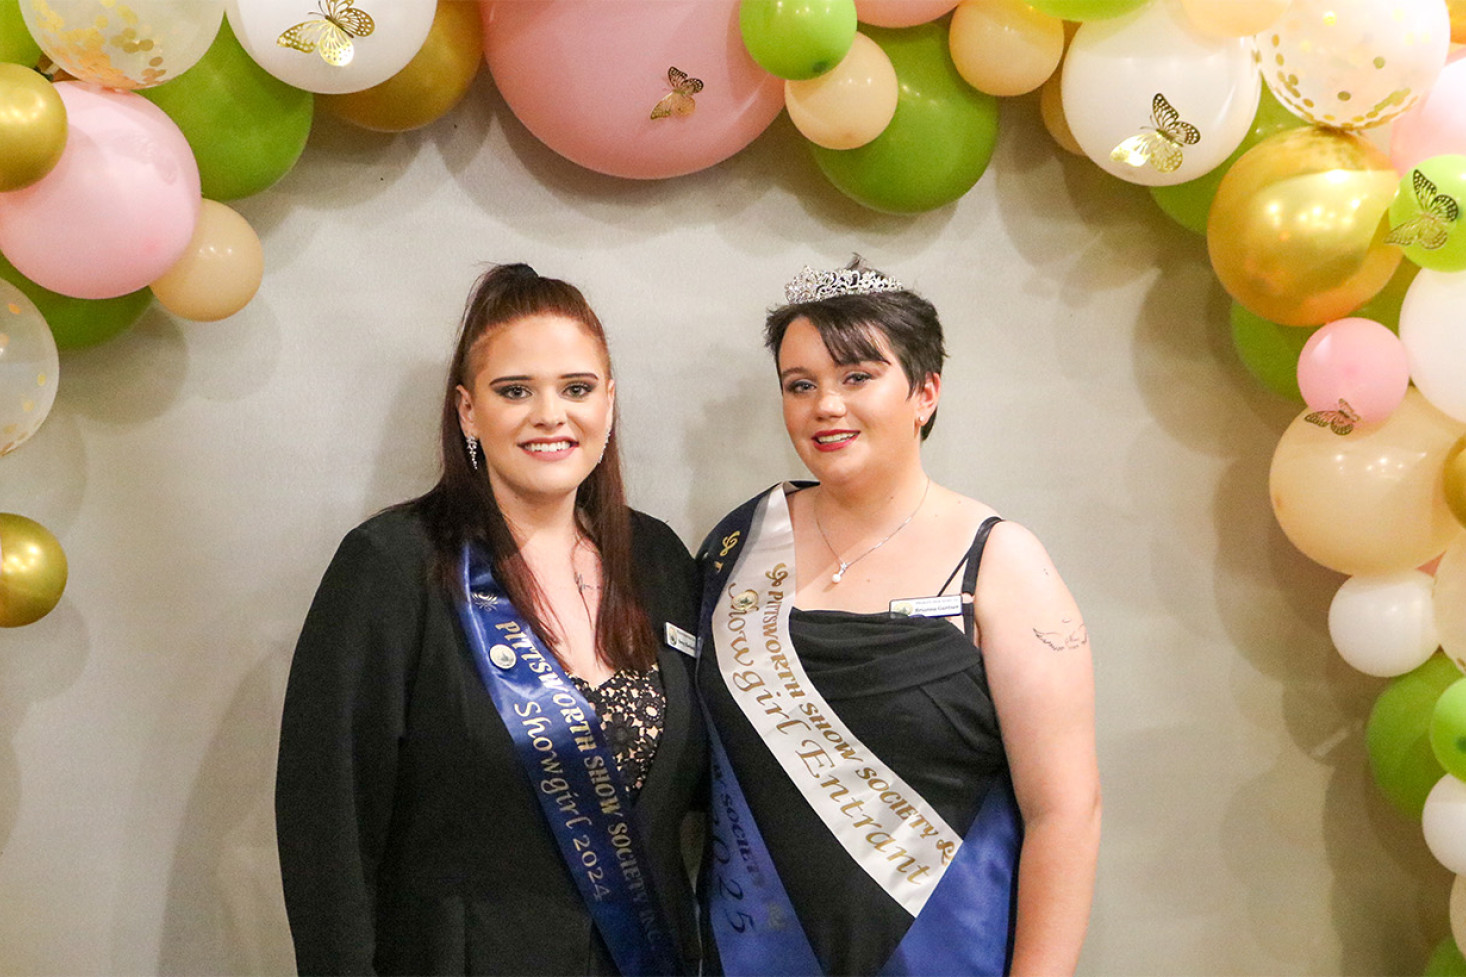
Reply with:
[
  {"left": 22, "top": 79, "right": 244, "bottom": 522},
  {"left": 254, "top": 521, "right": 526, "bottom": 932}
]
[{"left": 489, "top": 644, "right": 517, "bottom": 669}]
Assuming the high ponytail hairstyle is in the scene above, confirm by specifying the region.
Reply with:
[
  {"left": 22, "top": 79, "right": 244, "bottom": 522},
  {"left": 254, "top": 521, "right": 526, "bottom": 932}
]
[{"left": 411, "top": 263, "right": 657, "bottom": 672}]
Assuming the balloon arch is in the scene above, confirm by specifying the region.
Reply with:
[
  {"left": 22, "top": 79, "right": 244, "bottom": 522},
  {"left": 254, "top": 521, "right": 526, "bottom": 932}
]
[{"left": 2, "top": 0, "right": 1466, "bottom": 968}]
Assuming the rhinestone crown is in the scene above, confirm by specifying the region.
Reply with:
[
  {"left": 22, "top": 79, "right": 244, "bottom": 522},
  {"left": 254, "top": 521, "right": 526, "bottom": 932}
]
[{"left": 783, "top": 263, "right": 904, "bottom": 304}]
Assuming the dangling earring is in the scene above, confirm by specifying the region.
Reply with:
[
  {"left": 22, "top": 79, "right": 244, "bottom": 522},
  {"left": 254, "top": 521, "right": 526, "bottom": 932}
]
[
  {"left": 597, "top": 424, "right": 612, "bottom": 466},
  {"left": 465, "top": 434, "right": 479, "bottom": 471}
]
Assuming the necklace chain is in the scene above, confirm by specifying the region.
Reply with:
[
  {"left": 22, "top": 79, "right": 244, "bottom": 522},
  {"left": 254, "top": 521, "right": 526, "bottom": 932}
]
[{"left": 813, "top": 478, "right": 931, "bottom": 585}]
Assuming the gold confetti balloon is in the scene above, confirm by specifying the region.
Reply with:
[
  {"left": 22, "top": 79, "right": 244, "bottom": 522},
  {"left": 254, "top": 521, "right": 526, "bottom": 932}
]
[
  {"left": 1270, "top": 388, "right": 1466, "bottom": 576},
  {"left": 0, "top": 281, "right": 59, "bottom": 459},
  {"left": 0, "top": 513, "right": 67, "bottom": 628},
  {"left": 0, "top": 65, "right": 67, "bottom": 193},
  {"left": 1208, "top": 125, "right": 1402, "bottom": 326},
  {"left": 1261, "top": 0, "right": 1450, "bottom": 130},
  {"left": 20, "top": 0, "right": 225, "bottom": 90}
]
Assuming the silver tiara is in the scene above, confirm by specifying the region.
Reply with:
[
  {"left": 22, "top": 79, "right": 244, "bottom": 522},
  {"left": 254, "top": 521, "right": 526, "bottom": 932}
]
[{"left": 783, "top": 263, "right": 905, "bottom": 304}]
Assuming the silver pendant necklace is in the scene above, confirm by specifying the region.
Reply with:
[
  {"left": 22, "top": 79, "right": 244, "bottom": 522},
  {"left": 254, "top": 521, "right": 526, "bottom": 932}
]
[{"left": 814, "top": 478, "right": 931, "bottom": 585}]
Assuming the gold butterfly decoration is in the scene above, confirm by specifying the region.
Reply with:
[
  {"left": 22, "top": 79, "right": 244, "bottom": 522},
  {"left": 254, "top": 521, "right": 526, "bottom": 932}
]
[
  {"left": 1305, "top": 398, "right": 1362, "bottom": 436},
  {"left": 277, "top": 0, "right": 375, "bottom": 67},
  {"left": 1110, "top": 93, "right": 1201, "bottom": 175},
  {"left": 1385, "top": 169, "right": 1460, "bottom": 251},
  {"left": 651, "top": 66, "right": 704, "bottom": 120}
]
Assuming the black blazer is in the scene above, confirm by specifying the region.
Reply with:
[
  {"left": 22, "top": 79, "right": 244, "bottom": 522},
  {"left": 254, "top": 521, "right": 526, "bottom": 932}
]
[{"left": 276, "top": 505, "right": 706, "bottom": 975}]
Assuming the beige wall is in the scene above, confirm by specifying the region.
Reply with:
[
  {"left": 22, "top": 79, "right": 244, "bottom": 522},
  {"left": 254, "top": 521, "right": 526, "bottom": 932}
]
[{"left": 0, "top": 72, "right": 1451, "bottom": 974}]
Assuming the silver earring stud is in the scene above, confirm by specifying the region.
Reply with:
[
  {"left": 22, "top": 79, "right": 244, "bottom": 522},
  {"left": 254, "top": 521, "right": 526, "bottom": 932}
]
[{"left": 466, "top": 434, "right": 479, "bottom": 470}]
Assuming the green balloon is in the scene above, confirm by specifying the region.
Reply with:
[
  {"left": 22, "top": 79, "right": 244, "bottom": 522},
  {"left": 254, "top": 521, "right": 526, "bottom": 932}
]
[
  {"left": 1229, "top": 302, "right": 1315, "bottom": 402},
  {"left": 1431, "top": 678, "right": 1466, "bottom": 781},
  {"left": 1026, "top": 0, "right": 1148, "bottom": 19},
  {"left": 810, "top": 22, "right": 998, "bottom": 214},
  {"left": 1388, "top": 155, "right": 1466, "bottom": 273},
  {"left": 0, "top": 254, "right": 151, "bottom": 350},
  {"left": 740, "top": 0, "right": 856, "bottom": 80},
  {"left": 0, "top": 0, "right": 40, "bottom": 66},
  {"left": 1349, "top": 259, "right": 1418, "bottom": 332},
  {"left": 1427, "top": 937, "right": 1466, "bottom": 977},
  {"left": 140, "top": 18, "right": 312, "bottom": 201},
  {"left": 1367, "top": 654, "right": 1462, "bottom": 820},
  {"left": 1152, "top": 85, "right": 1305, "bottom": 236}
]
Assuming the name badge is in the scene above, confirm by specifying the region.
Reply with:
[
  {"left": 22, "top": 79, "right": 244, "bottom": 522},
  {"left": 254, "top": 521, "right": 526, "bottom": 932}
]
[
  {"left": 889, "top": 594, "right": 964, "bottom": 618},
  {"left": 665, "top": 622, "right": 697, "bottom": 657}
]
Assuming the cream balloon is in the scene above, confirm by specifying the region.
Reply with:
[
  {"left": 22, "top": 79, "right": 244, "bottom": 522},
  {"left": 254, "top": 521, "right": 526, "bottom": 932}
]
[
  {"left": 0, "top": 282, "right": 59, "bottom": 458},
  {"left": 21, "top": 0, "right": 225, "bottom": 89},
  {"left": 1180, "top": 0, "right": 1286, "bottom": 37},
  {"left": 1270, "top": 388, "right": 1466, "bottom": 576},
  {"left": 949, "top": 0, "right": 1064, "bottom": 97},
  {"left": 1061, "top": 0, "right": 1260, "bottom": 186},
  {"left": 1438, "top": 537, "right": 1466, "bottom": 672},
  {"left": 1260, "top": 0, "right": 1451, "bottom": 130},
  {"left": 225, "top": 0, "right": 435, "bottom": 94},
  {"left": 149, "top": 200, "right": 263, "bottom": 322},
  {"left": 1424, "top": 775, "right": 1466, "bottom": 874},
  {"left": 785, "top": 31, "right": 898, "bottom": 150},
  {"left": 1329, "top": 570, "right": 1441, "bottom": 677},
  {"left": 1400, "top": 269, "right": 1466, "bottom": 424}
]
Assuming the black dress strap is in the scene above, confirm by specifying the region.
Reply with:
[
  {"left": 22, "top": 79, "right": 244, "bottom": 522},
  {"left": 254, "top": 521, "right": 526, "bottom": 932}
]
[{"left": 960, "top": 516, "right": 1004, "bottom": 640}]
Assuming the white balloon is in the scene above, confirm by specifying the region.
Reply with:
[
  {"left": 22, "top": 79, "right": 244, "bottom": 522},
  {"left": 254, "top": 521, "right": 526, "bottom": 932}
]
[
  {"left": 1329, "top": 570, "right": 1441, "bottom": 676},
  {"left": 20, "top": 0, "right": 225, "bottom": 90},
  {"left": 225, "top": 0, "right": 435, "bottom": 95},
  {"left": 1452, "top": 875, "right": 1466, "bottom": 962},
  {"left": 1061, "top": 0, "right": 1260, "bottom": 187},
  {"left": 0, "top": 282, "right": 60, "bottom": 459},
  {"left": 1259, "top": 0, "right": 1450, "bottom": 131},
  {"left": 1424, "top": 775, "right": 1466, "bottom": 874},
  {"left": 1400, "top": 269, "right": 1466, "bottom": 425}
]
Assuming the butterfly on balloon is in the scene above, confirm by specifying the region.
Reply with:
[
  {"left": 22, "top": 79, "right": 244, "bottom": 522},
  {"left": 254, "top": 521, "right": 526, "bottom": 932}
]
[
  {"left": 277, "top": 0, "right": 375, "bottom": 67},
  {"left": 1386, "top": 169, "right": 1460, "bottom": 251},
  {"left": 1305, "top": 398, "right": 1362, "bottom": 437},
  {"left": 1110, "top": 93, "right": 1201, "bottom": 175},
  {"left": 651, "top": 67, "right": 704, "bottom": 120}
]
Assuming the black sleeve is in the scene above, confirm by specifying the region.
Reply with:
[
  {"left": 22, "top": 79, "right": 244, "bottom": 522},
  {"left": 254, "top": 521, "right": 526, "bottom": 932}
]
[
  {"left": 275, "top": 525, "right": 424, "bottom": 976},
  {"left": 630, "top": 510, "right": 700, "bottom": 637}
]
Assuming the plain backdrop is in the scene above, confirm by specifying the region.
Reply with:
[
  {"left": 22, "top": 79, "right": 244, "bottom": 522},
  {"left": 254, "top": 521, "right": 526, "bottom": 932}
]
[{"left": 0, "top": 67, "right": 1453, "bottom": 975}]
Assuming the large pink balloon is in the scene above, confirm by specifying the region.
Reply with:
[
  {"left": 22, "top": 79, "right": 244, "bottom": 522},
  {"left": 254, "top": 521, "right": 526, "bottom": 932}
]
[
  {"left": 855, "top": 0, "right": 961, "bottom": 27},
  {"left": 1392, "top": 58, "right": 1466, "bottom": 174},
  {"left": 0, "top": 83, "right": 200, "bottom": 300},
  {"left": 483, "top": 0, "right": 784, "bottom": 180},
  {"left": 1297, "top": 317, "right": 1410, "bottom": 425}
]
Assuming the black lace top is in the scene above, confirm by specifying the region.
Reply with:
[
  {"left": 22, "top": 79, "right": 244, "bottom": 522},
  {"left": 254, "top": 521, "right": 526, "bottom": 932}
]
[{"left": 570, "top": 664, "right": 665, "bottom": 797}]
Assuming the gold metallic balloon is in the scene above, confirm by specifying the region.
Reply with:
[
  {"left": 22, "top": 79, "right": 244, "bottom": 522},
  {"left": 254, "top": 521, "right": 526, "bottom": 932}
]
[
  {"left": 0, "top": 512, "right": 67, "bottom": 628},
  {"left": 318, "top": 0, "right": 482, "bottom": 133},
  {"left": 1452, "top": 0, "right": 1466, "bottom": 44},
  {"left": 0, "top": 64, "right": 67, "bottom": 192},
  {"left": 1208, "top": 125, "right": 1402, "bottom": 327},
  {"left": 1446, "top": 436, "right": 1466, "bottom": 530},
  {"left": 1270, "top": 388, "right": 1466, "bottom": 576}
]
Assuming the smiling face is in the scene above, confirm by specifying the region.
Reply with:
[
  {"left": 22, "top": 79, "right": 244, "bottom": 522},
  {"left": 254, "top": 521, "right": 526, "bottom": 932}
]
[
  {"left": 777, "top": 317, "right": 938, "bottom": 486},
  {"left": 456, "top": 313, "right": 614, "bottom": 509}
]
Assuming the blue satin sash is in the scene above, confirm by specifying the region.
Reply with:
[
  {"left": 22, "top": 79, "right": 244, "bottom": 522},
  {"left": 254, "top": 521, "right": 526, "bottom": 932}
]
[
  {"left": 457, "top": 545, "right": 680, "bottom": 977},
  {"left": 698, "top": 487, "right": 1022, "bottom": 976}
]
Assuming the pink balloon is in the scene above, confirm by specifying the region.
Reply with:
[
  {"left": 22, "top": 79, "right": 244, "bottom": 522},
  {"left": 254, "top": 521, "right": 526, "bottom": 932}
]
[
  {"left": 1297, "top": 317, "right": 1410, "bottom": 425},
  {"left": 482, "top": 0, "right": 783, "bottom": 180},
  {"left": 1392, "top": 58, "right": 1466, "bottom": 174},
  {"left": 0, "top": 83, "right": 199, "bottom": 300},
  {"left": 855, "top": 0, "right": 961, "bottom": 26}
]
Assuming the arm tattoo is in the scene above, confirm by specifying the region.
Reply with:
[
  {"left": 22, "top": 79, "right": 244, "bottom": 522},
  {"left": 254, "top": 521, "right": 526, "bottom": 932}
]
[{"left": 1033, "top": 622, "right": 1088, "bottom": 652}]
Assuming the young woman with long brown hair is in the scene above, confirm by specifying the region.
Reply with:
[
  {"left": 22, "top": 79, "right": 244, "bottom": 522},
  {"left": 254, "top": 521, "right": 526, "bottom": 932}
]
[{"left": 276, "top": 263, "right": 704, "bottom": 976}]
